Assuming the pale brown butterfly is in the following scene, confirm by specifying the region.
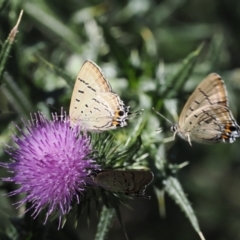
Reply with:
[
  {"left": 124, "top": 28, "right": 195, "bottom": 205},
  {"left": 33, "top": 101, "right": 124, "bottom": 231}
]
[
  {"left": 69, "top": 60, "right": 130, "bottom": 131},
  {"left": 155, "top": 73, "right": 240, "bottom": 145},
  {"left": 91, "top": 170, "right": 154, "bottom": 197}
]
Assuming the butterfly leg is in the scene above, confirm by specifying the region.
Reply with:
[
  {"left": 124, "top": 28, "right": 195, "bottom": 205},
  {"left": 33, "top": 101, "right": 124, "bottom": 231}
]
[
  {"left": 173, "top": 130, "right": 177, "bottom": 140},
  {"left": 187, "top": 134, "right": 192, "bottom": 146}
]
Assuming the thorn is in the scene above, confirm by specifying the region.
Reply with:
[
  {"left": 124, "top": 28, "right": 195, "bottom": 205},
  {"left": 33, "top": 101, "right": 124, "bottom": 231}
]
[{"left": 9, "top": 10, "right": 24, "bottom": 42}]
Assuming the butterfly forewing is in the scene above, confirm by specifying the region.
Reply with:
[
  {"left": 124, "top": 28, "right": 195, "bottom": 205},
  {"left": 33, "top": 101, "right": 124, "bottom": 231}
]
[
  {"left": 69, "top": 60, "right": 130, "bottom": 131},
  {"left": 175, "top": 73, "right": 240, "bottom": 144},
  {"left": 179, "top": 73, "right": 228, "bottom": 125},
  {"left": 92, "top": 170, "right": 154, "bottom": 197},
  {"left": 79, "top": 60, "right": 112, "bottom": 92}
]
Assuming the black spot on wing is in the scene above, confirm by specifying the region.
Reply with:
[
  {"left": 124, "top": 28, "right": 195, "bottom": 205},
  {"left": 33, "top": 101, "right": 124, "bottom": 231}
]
[
  {"left": 186, "top": 107, "right": 194, "bottom": 118},
  {"left": 79, "top": 78, "right": 97, "bottom": 92},
  {"left": 94, "top": 107, "right": 101, "bottom": 112},
  {"left": 199, "top": 88, "right": 212, "bottom": 104},
  {"left": 87, "top": 86, "right": 96, "bottom": 92},
  {"left": 198, "top": 87, "right": 227, "bottom": 105},
  {"left": 118, "top": 111, "right": 124, "bottom": 116},
  {"left": 79, "top": 78, "right": 89, "bottom": 85},
  {"left": 229, "top": 125, "right": 238, "bottom": 131},
  {"left": 92, "top": 98, "right": 100, "bottom": 104}
]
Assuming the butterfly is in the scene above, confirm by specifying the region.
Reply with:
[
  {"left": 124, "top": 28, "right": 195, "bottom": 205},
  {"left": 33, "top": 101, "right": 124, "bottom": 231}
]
[
  {"left": 155, "top": 73, "right": 240, "bottom": 145},
  {"left": 91, "top": 170, "right": 154, "bottom": 197},
  {"left": 69, "top": 60, "right": 130, "bottom": 131}
]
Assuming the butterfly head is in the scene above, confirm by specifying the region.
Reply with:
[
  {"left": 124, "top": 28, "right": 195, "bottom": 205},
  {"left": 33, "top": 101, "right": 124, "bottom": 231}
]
[
  {"left": 170, "top": 123, "right": 192, "bottom": 145},
  {"left": 111, "top": 106, "right": 130, "bottom": 128},
  {"left": 170, "top": 124, "right": 178, "bottom": 133}
]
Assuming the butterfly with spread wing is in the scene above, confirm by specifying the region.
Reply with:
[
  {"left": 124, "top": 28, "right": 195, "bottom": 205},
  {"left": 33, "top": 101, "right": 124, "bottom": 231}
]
[{"left": 91, "top": 170, "right": 154, "bottom": 197}]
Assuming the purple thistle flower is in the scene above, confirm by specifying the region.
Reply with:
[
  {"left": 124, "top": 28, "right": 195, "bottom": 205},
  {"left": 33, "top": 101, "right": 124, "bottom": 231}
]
[{"left": 1, "top": 112, "right": 100, "bottom": 227}]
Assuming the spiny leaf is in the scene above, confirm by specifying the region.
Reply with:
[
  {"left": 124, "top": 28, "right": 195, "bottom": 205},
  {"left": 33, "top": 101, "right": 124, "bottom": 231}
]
[
  {"left": 94, "top": 206, "right": 115, "bottom": 240},
  {"left": 24, "top": 2, "right": 82, "bottom": 53},
  {"left": 164, "top": 176, "right": 205, "bottom": 240},
  {"left": 124, "top": 111, "right": 146, "bottom": 148},
  {"left": 151, "top": 0, "right": 186, "bottom": 24},
  {"left": 162, "top": 43, "right": 204, "bottom": 99},
  {"left": 37, "top": 55, "right": 74, "bottom": 87},
  {"left": 91, "top": 132, "right": 143, "bottom": 168},
  {"left": 2, "top": 73, "right": 33, "bottom": 118},
  {"left": 116, "top": 136, "right": 142, "bottom": 167},
  {"left": 0, "top": 0, "right": 8, "bottom": 13},
  {"left": 154, "top": 187, "right": 166, "bottom": 218},
  {"left": 98, "top": 21, "right": 137, "bottom": 87},
  {"left": 206, "top": 34, "right": 224, "bottom": 71},
  {"left": 114, "top": 205, "right": 129, "bottom": 240},
  {"left": 0, "top": 10, "right": 23, "bottom": 85}
]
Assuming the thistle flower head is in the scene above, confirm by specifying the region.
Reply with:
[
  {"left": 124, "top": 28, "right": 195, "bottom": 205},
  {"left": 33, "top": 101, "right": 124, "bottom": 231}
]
[{"left": 1, "top": 112, "right": 99, "bottom": 227}]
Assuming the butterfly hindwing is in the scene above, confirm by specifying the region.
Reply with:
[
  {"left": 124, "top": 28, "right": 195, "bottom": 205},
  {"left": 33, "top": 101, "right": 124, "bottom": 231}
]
[
  {"left": 181, "top": 106, "right": 239, "bottom": 143},
  {"left": 174, "top": 73, "right": 240, "bottom": 144}
]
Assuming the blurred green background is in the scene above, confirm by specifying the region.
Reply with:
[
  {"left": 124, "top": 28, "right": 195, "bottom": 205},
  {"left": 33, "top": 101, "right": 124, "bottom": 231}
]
[{"left": 1, "top": 0, "right": 240, "bottom": 239}]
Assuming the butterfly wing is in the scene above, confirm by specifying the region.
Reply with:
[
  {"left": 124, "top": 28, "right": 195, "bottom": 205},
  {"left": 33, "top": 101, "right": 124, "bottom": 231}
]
[
  {"left": 180, "top": 105, "right": 240, "bottom": 143},
  {"left": 92, "top": 170, "right": 154, "bottom": 196},
  {"left": 69, "top": 60, "right": 129, "bottom": 131},
  {"left": 179, "top": 73, "right": 228, "bottom": 124},
  {"left": 177, "top": 73, "right": 240, "bottom": 143}
]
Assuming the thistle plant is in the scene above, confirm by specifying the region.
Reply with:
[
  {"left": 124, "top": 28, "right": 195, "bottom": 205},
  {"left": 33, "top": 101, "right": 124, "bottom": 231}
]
[
  {"left": 1, "top": 112, "right": 100, "bottom": 228},
  {"left": 2, "top": 2, "right": 239, "bottom": 240}
]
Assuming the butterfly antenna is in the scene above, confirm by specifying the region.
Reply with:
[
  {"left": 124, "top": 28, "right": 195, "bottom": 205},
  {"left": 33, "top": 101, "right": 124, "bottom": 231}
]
[
  {"left": 152, "top": 107, "right": 173, "bottom": 125},
  {"left": 128, "top": 109, "right": 144, "bottom": 120},
  {"left": 48, "top": 103, "right": 59, "bottom": 112}
]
